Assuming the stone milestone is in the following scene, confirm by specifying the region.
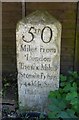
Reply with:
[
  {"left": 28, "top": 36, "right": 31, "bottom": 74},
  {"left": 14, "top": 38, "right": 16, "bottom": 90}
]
[{"left": 16, "top": 10, "right": 62, "bottom": 112}]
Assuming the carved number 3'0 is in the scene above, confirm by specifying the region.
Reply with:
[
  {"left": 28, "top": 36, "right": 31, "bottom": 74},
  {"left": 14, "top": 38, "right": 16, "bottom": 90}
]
[{"left": 22, "top": 26, "right": 53, "bottom": 43}]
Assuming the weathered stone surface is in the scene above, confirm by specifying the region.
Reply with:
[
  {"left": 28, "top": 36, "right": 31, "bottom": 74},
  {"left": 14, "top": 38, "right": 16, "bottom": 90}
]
[{"left": 16, "top": 10, "right": 61, "bottom": 112}]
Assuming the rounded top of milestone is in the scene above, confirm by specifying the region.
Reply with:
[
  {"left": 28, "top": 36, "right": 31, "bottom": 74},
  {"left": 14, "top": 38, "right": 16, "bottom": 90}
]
[{"left": 17, "top": 10, "right": 61, "bottom": 26}]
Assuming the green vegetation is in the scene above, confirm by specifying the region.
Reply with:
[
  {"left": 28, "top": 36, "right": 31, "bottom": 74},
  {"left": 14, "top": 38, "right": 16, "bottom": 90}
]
[
  {"left": 2, "top": 71, "right": 79, "bottom": 119},
  {"left": 48, "top": 71, "right": 79, "bottom": 119}
]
